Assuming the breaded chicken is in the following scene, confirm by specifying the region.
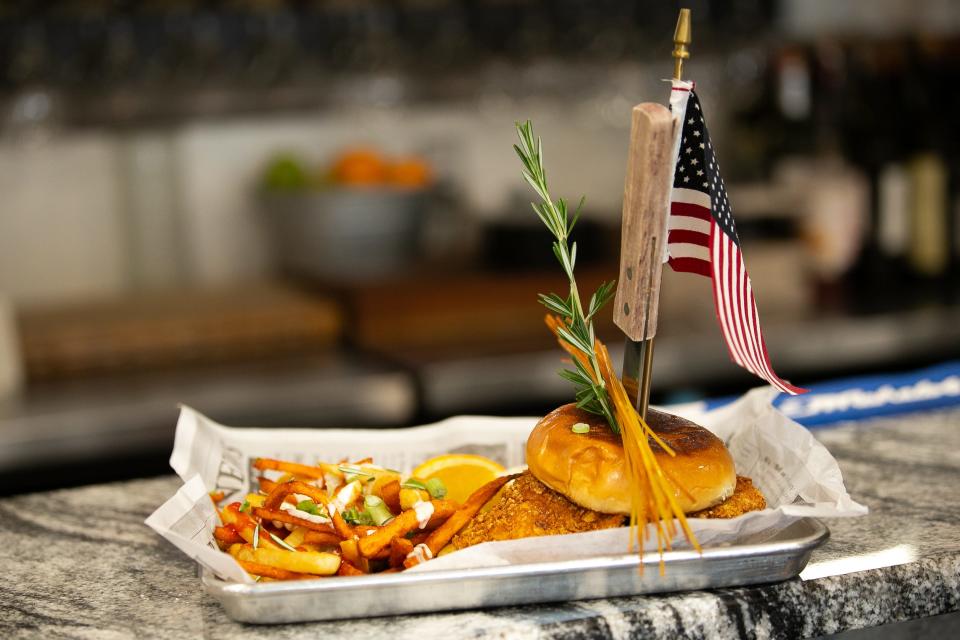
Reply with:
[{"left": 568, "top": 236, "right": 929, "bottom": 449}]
[
  {"left": 688, "top": 476, "right": 766, "bottom": 519},
  {"left": 451, "top": 471, "right": 623, "bottom": 549},
  {"left": 452, "top": 473, "right": 766, "bottom": 549}
]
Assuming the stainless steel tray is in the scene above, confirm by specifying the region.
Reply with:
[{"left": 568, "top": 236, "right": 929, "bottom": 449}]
[{"left": 203, "top": 518, "right": 828, "bottom": 624}]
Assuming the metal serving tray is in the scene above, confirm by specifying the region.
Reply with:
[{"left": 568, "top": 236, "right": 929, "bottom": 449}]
[{"left": 202, "top": 518, "right": 828, "bottom": 624}]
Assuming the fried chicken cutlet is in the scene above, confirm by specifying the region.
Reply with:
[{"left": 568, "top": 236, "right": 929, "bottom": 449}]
[
  {"left": 452, "top": 472, "right": 766, "bottom": 549},
  {"left": 451, "top": 471, "right": 623, "bottom": 549}
]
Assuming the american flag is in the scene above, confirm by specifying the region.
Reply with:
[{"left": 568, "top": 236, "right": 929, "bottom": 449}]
[{"left": 667, "top": 81, "right": 806, "bottom": 395}]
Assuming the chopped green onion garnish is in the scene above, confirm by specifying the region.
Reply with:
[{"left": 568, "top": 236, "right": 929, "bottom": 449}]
[
  {"left": 268, "top": 530, "right": 297, "bottom": 552},
  {"left": 252, "top": 524, "right": 260, "bottom": 549},
  {"left": 571, "top": 422, "right": 590, "bottom": 434},
  {"left": 425, "top": 477, "right": 447, "bottom": 499},
  {"left": 296, "top": 499, "right": 319, "bottom": 515},
  {"left": 364, "top": 495, "right": 394, "bottom": 526},
  {"left": 342, "top": 507, "right": 374, "bottom": 526},
  {"left": 239, "top": 500, "right": 250, "bottom": 513},
  {"left": 401, "top": 478, "right": 428, "bottom": 491}
]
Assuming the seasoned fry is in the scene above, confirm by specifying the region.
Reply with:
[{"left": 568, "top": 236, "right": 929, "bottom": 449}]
[
  {"left": 252, "top": 507, "right": 337, "bottom": 534},
  {"left": 214, "top": 525, "right": 244, "bottom": 546},
  {"left": 376, "top": 479, "right": 402, "bottom": 513},
  {"left": 235, "top": 545, "right": 341, "bottom": 576},
  {"left": 221, "top": 503, "right": 279, "bottom": 548},
  {"left": 389, "top": 537, "right": 414, "bottom": 568},
  {"left": 358, "top": 500, "right": 457, "bottom": 558},
  {"left": 302, "top": 531, "right": 342, "bottom": 546},
  {"left": 421, "top": 475, "right": 518, "bottom": 558},
  {"left": 253, "top": 458, "right": 326, "bottom": 480},
  {"left": 262, "top": 480, "right": 355, "bottom": 539},
  {"left": 337, "top": 560, "right": 365, "bottom": 577},
  {"left": 216, "top": 454, "right": 514, "bottom": 580},
  {"left": 237, "top": 559, "right": 312, "bottom": 581}
]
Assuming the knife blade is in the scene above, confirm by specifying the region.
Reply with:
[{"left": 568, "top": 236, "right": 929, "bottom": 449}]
[{"left": 612, "top": 103, "right": 676, "bottom": 418}]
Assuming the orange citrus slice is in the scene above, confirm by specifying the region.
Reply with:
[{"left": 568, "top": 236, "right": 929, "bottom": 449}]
[{"left": 411, "top": 454, "right": 506, "bottom": 505}]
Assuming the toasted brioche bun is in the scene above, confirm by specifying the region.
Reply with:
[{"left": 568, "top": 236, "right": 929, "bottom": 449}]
[{"left": 525, "top": 404, "right": 736, "bottom": 514}]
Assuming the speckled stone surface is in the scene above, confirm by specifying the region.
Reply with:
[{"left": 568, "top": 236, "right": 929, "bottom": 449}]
[{"left": 1, "top": 408, "right": 958, "bottom": 639}]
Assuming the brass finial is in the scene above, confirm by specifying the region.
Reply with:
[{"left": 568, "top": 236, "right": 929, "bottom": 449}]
[{"left": 672, "top": 8, "right": 692, "bottom": 81}]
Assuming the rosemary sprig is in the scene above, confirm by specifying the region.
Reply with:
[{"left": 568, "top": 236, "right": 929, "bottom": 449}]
[{"left": 513, "top": 120, "right": 620, "bottom": 434}]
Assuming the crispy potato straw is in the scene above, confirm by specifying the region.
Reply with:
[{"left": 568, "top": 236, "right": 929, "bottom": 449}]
[
  {"left": 595, "top": 341, "right": 701, "bottom": 572},
  {"left": 544, "top": 315, "right": 700, "bottom": 571}
]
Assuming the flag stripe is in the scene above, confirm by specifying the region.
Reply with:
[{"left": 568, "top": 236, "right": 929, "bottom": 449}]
[
  {"left": 667, "top": 256, "right": 711, "bottom": 277},
  {"left": 667, "top": 229, "right": 710, "bottom": 246},
  {"left": 668, "top": 214, "right": 711, "bottom": 233},
  {"left": 670, "top": 201, "right": 712, "bottom": 221}
]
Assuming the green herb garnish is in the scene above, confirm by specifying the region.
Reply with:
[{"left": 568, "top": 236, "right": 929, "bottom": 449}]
[
  {"left": 239, "top": 500, "right": 250, "bottom": 513},
  {"left": 268, "top": 530, "right": 297, "bottom": 551},
  {"left": 514, "top": 120, "right": 619, "bottom": 433},
  {"left": 296, "top": 499, "right": 320, "bottom": 515},
  {"left": 252, "top": 523, "right": 260, "bottom": 549},
  {"left": 342, "top": 507, "right": 374, "bottom": 526},
  {"left": 401, "top": 479, "right": 428, "bottom": 492},
  {"left": 338, "top": 465, "right": 376, "bottom": 483},
  {"left": 425, "top": 477, "right": 447, "bottom": 499}
]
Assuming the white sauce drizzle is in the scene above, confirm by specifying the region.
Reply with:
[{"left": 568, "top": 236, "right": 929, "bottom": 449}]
[
  {"left": 329, "top": 480, "right": 360, "bottom": 515},
  {"left": 279, "top": 502, "right": 331, "bottom": 524},
  {"left": 406, "top": 543, "right": 433, "bottom": 564},
  {"left": 412, "top": 501, "right": 434, "bottom": 529}
]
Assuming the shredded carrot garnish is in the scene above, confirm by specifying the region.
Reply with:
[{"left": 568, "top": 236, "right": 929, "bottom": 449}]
[{"left": 544, "top": 314, "right": 700, "bottom": 573}]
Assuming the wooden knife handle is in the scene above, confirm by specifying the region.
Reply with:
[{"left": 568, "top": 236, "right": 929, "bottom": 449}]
[{"left": 613, "top": 102, "right": 676, "bottom": 342}]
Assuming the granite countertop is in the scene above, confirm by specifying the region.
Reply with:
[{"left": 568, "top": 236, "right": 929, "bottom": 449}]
[{"left": 1, "top": 408, "right": 959, "bottom": 639}]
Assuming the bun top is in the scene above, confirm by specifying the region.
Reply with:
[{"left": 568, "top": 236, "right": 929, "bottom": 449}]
[{"left": 525, "top": 404, "right": 736, "bottom": 514}]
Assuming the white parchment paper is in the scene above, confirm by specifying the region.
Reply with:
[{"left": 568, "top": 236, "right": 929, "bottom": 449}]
[{"left": 145, "top": 387, "right": 867, "bottom": 580}]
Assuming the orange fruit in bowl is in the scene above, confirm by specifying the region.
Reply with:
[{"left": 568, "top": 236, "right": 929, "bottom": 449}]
[
  {"left": 387, "top": 156, "right": 433, "bottom": 189},
  {"left": 330, "top": 148, "right": 389, "bottom": 186},
  {"left": 411, "top": 454, "right": 506, "bottom": 505}
]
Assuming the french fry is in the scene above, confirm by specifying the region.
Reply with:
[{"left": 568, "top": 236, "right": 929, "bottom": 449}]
[
  {"left": 389, "top": 537, "right": 414, "bottom": 568},
  {"left": 237, "top": 559, "right": 313, "bottom": 581},
  {"left": 221, "top": 503, "right": 279, "bottom": 548},
  {"left": 377, "top": 479, "right": 402, "bottom": 513},
  {"left": 358, "top": 500, "right": 456, "bottom": 558},
  {"left": 337, "top": 560, "right": 365, "bottom": 577},
  {"left": 339, "top": 538, "right": 370, "bottom": 573},
  {"left": 235, "top": 545, "right": 341, "bottom": 576},
  {"left": 244, "top": 493, "right": 267, "bottom": 508},
  {"left": 399, "top": 487, "right": 430, "bottom": 510},
  {"left": 254, "top": 458, "right": 326, "bottom": 480},
  {"left": 253, "top": 507, "right": 336, "bottom": 534},
  {"left": 421, "top": 474, "right": 518, "bottom": 557},
  {"left": 283, "top": 527, "right": 309, "bottom": 548},
  {"left": 262, "top": 480, "right": 355, "bottom": 539},
  {"left": 214, "top": 525, "right": 244, "bottom": 547},
  {"left": 302, "top": 531, "right": 342, "bottom": 547}
]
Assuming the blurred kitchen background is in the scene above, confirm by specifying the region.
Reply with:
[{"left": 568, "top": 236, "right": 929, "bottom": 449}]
[{"left": 1, "top": 0, "right": 959, "bottom": 495}]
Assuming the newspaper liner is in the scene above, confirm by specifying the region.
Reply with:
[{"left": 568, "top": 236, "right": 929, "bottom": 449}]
[{"left": 146, "top": 387, "right": 866, "bottom": 582}]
